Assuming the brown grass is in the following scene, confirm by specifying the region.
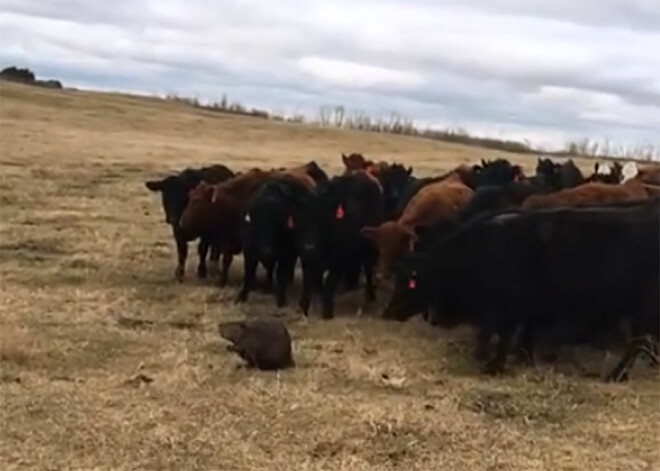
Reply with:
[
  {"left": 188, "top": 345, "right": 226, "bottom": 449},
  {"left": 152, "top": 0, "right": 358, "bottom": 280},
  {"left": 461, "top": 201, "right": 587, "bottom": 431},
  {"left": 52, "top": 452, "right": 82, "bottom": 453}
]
[{"left": 0, "top": 81, "right": 658, "bottom": 471}]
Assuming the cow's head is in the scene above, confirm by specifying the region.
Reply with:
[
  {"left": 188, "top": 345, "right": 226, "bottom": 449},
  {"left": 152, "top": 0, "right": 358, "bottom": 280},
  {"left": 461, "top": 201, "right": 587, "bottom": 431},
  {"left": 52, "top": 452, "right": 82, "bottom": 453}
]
[
  {"left": 241, "top": 181, "right": 295, "bottom": 261},
  {"left": 382, "top": 256, "right": 425, "bottom": 321},
  {"left": 178, "top": 181, "right": 215, "bottom": 233},
  {"left": 375, "top": 163, "right": 414, "bottom": 214},
  {"left": 361, "top": 221, "right": 417, "bottom": 283},
  {"left": 341, "top": 153, "right": 369, "bottom": 173},
  {"left": 145, "top": 176, "right": 190, "bottom": 225},
  {"left": 472, "top": 158, "right": 523, "bottom": 188}
]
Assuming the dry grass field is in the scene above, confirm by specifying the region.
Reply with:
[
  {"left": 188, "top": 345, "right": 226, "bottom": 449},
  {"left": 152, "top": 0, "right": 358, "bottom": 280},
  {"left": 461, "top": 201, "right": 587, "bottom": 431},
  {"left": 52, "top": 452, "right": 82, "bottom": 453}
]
[{"left": 0, "top": 81, "right": 658, "bottom": 471}]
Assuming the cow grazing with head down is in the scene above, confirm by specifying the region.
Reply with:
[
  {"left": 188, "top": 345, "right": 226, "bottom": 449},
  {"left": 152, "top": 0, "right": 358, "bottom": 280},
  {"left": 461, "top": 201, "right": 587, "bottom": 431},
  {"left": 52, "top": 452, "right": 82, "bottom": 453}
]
[
  {"left": 384, "top": 197, "right": 660, "bottom": 377},
  {"left": 235, "top": 165, "right": 325, "bottom": 307},
  {"left": 362, "top": 170, "right": 473, "bottom": 281},
  {"left": 361, "top": 159, "right": 523, "bottom": 281},
  {"left": 179, "top": 168, "right": 273, "bottom": 286},
  {"left": 145, "top": 164, "right": 234, "bottom": 281}
]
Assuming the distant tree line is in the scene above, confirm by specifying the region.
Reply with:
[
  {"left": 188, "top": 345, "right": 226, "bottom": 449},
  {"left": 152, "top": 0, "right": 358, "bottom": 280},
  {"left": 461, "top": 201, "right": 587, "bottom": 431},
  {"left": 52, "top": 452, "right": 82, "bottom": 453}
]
[
  {"left": 2, "top": 64, "right": 654, "bottom": 160},
  {"left": 0, "top": 65, "right": 63, "bottom": 89}
]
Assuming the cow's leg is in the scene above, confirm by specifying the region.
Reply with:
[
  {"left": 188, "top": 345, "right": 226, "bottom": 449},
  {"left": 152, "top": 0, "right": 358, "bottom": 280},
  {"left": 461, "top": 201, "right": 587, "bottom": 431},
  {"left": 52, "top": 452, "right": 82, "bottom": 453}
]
[
  {"left": 299, "top": 258, "right": 320, "bottom": 316},
  {"left": 196, "top": 238, "right": 210, "bottom": 279},
  {"left": 343, "top": 264, "right": 361, "bottom": 291},
  {"left": 218, "top": 250, "right": 233, "bottom": 287},
  {"left": 208, "top": 242, "right": 221, "bottom": 278},
  {"left": 321, "top": 269, "right": 341, "bottom": 319},
  {"left": 173, "top": 228, "right": 188, "bottom": 282},
  {"left": 275, "top": 258, "right": 294, "bottom": 308},
  {"left": 474, "top": 324, "right": 494, "bottom": 362},
  {"left": 287, "top": 258, "right": 295, "bottom": 284},
  {"left": 514, "top": 322, "right": 536, "bottom": 367},
  {"left": 363, "top": 260, "right": 377, "bottom": 305},
  {"left": 236, "top": 253, "right": 258, "bottom": 303},
  {"left": 603, "top": 336, "right": 658, "bottom": 382},
  {"left": 262, "top": 264, "right": 274, "bottom": 293},
  {"left": 482, "top": 318, "right": 517, "bottom": 375}
]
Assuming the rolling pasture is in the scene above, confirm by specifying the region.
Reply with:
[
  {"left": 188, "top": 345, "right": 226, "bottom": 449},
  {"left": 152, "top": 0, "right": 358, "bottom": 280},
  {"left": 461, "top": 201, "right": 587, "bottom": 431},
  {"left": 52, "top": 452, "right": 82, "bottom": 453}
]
[{"left": 0, "top": 81, "right": 658, "bottom": 471}]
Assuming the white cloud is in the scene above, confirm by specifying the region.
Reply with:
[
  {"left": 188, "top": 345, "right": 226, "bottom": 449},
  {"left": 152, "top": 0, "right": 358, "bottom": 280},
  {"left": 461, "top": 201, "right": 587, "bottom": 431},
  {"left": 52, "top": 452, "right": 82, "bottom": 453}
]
[
  {"left": 297, "top": 56, "right": 424, "bottom": 90},
  {"left": 1, "top": 0, "right": 659, "bottom": 154}
]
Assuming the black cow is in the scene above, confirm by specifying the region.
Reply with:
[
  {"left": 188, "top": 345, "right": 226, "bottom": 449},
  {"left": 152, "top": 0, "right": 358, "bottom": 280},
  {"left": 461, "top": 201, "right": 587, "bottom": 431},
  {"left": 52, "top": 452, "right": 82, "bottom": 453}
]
[
  {"left": 298, "top": 172, "right": 386, "bottom": 318},
  {"left": 145, "top": 164, "right": 234, "bottom": 281},
  {"left": 374, "top": 163, "right": 414, "bottom": 218},
  {"left": 235, "top": 177, "right": 314, "bottom": 307},
  {"left": 534, "top": 158, "right": 584, "bottom": 191},
  {"left": 384, "top": 197, "right": 660, "bottom": 376}
]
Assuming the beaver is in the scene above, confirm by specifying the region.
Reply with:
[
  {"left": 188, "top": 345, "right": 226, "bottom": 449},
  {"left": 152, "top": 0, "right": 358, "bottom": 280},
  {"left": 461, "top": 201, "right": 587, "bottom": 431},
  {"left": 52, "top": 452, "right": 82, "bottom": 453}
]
[{"left": 218, "top": 316, "right": 295, "bottom": 370}]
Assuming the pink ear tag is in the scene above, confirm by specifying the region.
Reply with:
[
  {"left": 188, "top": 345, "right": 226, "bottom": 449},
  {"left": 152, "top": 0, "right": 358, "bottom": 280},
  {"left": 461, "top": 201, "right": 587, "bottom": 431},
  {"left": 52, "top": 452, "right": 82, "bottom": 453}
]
[
  {"left": 335, "top": 204, "right": 344, "bottom": 219},
  {"left": 287, "top": 215, "right": 294, "bottom": 229},
  {"left": 408, "top": 278, "right": 416, "bottom": 289}
]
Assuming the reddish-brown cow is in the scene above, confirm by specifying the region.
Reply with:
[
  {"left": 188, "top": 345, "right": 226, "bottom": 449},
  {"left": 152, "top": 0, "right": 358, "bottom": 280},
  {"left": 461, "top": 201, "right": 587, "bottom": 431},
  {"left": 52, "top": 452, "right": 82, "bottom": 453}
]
[
  {"left": 341, "top": 153, "right": 389, "bottom": 174},
  {"left": 361, "top": 168, "right": 474, "bottom": 280},
  {"left": 522, "top": 179, "right": 659, "bottom": 209},
  {"left": 179, "top": 169, "right": 273, "bottom": 286},
  {"left": 635, "top": 164, "right": 660, "bottom": 186}
]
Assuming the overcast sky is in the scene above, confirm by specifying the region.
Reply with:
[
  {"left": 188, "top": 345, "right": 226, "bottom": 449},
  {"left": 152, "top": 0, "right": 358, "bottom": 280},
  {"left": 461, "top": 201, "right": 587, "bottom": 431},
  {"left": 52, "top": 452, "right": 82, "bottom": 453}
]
[{"left": 2, "top": 0, "right": 659, "bottom": 154}]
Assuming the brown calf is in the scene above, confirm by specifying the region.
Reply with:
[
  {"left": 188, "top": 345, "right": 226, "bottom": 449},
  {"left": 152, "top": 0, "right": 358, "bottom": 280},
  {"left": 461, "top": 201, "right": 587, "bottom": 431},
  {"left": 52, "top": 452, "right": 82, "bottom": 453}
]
[{"left": 361, "top": 169, "right": 474, "bottom": 280}]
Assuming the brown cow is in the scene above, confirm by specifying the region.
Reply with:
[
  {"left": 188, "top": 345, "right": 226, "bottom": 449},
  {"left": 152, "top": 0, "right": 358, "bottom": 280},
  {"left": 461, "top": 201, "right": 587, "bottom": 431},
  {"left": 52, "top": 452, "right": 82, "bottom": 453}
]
[
  {"left": 179, "top": 169, "right": 273, "bottom": 286},
  {"left": 635, "top": 164, "right": 660, "bottom": 186},
  {"left": 361, "top": 169, "right": 474, "bottom": 280},
  {"left": 341, "top": 153, "right": 389, "bottom": 174},
  {"left": 522, "top": 179, "right": 659, "bottom": 210}
]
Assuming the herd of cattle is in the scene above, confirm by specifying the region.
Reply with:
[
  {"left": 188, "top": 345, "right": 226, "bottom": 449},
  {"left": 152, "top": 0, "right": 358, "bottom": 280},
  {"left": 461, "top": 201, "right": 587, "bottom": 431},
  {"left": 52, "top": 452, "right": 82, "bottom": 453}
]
[{"left": 145, "top": 153, "right": 660, "bottom": 381}]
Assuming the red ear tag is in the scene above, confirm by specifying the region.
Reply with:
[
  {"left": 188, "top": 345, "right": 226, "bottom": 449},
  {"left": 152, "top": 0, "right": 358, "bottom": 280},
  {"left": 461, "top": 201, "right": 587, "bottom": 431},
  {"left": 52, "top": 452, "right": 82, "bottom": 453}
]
[
  {"left": 335, "top": 204, "right": 344, "bottom": 219},
  {"left": 287, "top": 215, "right": 294, "bottom": 229},
  {"left": 408, "top": 278, "right": 416, "bottom": 289}
]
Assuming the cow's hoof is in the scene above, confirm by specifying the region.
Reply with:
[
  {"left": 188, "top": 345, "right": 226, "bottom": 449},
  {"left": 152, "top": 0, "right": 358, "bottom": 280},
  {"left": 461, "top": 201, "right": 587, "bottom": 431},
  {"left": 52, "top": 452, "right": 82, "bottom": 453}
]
[
  {"left": 197, "top": 265, "right": 207, "bottom": 279},
  {"left": 321, "top": 309, "right": 334, "bottom": 320},
  {"left": 174, "top": 267, "right": 185, "bottom": 282},
  {"left": 298, "top": 299, "right": 310, "bottom": 316},
  {"left": 235, "top": 292, "right": 248, "bottom": 304},
  {"left": 480, "top": 360, "right": 505, "bottom": 376}
]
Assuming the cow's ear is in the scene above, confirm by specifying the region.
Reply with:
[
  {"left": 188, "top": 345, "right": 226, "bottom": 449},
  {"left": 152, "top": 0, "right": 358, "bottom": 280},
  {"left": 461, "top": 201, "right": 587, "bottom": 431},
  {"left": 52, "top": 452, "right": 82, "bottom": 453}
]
[
  {"left": 360, "top": 226, "right": 379, "bottom": 241},
  {"left": 145, "top": 180, "right": 163, "bottom": 192},
  {"left": 407, "top": 166, "right": 413, "bottom": 176},
  {"left": 341, "top": 153, "right": 348, "bottom": 165}
]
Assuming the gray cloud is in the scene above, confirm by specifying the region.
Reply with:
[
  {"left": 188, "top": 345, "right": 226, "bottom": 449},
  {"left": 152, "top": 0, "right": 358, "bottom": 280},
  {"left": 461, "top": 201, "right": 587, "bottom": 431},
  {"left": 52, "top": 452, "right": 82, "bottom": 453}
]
[{"left": 1, "top": 0, "right": 659, "bottom": 154}]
